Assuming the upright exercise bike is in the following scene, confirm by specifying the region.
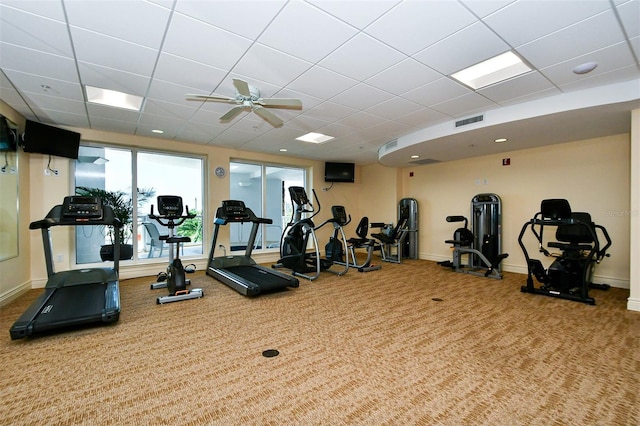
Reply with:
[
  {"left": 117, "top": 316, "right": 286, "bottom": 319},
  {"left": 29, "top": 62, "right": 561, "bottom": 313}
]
[{"left": 148, "top": 196, "right": 203, "bottom": 304}]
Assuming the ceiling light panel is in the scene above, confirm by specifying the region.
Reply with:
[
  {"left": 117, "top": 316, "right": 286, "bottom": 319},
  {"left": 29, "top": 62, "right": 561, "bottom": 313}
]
[
  {"left": 451, "top": 51, "right": 532, "bottom": 90},
  {"left": 85, "top": 85, "right": 143, "bottom": 111}
]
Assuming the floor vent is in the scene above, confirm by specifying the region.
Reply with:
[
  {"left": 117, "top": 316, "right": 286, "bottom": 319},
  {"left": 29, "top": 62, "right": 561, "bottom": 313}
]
[
  {"left": 455, "top": 114, "right": 484, "bottom": 127},
  {"left": 410, "top": 158, "right": 440, "bottom": 165}
]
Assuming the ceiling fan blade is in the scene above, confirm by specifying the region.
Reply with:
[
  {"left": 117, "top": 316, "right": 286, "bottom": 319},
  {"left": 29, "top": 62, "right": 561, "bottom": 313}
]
[
  {"left": 257, "top": 98, "right": 302, "bottom": 109},
  {"left": 253, "top": 105, "right": 284, "bottom": 128},
  {"left": 220, "top": 106, "right": 245, "bottom": 122},
  {"left": 232, "top": 79, "right": 251, "bottom": 98},
  {"left": 186, "top": 94, "right": 235, "bottom": 103}
]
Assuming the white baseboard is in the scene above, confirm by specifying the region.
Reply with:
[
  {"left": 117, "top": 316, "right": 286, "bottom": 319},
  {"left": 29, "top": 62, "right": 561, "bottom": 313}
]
[
  {"left": 627, "top": 297, "right": 640, "bottom": 312},
  {"left": 421, "top": 254, "right": 629, "bottom": 289},
  {"left": 0, "top": 281, "right": 32, "bottom": 307}
]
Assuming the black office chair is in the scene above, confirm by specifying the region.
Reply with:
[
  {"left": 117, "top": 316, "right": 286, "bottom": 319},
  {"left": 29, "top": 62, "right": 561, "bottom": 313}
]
[{"left": 142, "top": 222, "right": 167, "bottom": 258}]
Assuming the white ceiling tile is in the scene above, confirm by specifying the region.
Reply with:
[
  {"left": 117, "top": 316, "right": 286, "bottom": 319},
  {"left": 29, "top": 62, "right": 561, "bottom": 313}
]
[
  {"left": 2, "top": 69, "right": 84, "bottom": 101},
  {"left": 37, "top": 110, "right": 90, "bottom": 129},
  {"left": 0, "top": 5, "right": 73, "bottom": 56},
  {"left": 458, "top": 0, "right": 515, "bottom": 18},
  {"left": 0, "top": 0, "right": 66, "bottom": 21},
  {"left": 365, "top": 58, "right": 441, "bottom": 95},
  {"left": 87, "top": 103, "right": 140, "bottom": 124},
  {"left": 288, "top": 66, "right": 357, "bottom": 99},
  {"left": 329, "top": 83, "right": 393, "bottom": 110},
  {"left": 232, "top": 43, "right": 313, "bottom": 87},
  {"left": 430, "top": 92, "right": 499, "bottom": 117},
  {"left": 20, "top": 92, "right": 85, "bottom": 115},
  {"left": 177, "top": 122, "right": 226, "bottom": 144},
  {"left": 258, "top": 0, "right": 358, "bottom": 63},
  {"left": 337, "top": 111, "right": 386, "bottom": 129},
  {"left": 478, "top": 71, "right": 555, "bottom": 104},
  {"left": 308, "top": 0, "right": 400, "bottom": 29},
  {"left": 540, "top": 41, "right": 639, "bottom": 87},
  {"left": 175, "top": 0, "right": 286, "bottom": 40},
  {"left": 365, "top": 96, "right": 424, "bottom": 120},
  {"left": 414, "top": 22, "right": 510, "bottom": 75},
  {"left": 402, "top": 78, "right": 470, "bottom": 108},
  {"left": 306, "top": 101, "right": 357, "bottom": 122},
  {"left": 143, "top": 99, "right": 198, "bottom": 120},
  {"left": 616, "top": 0, "right": 640, "bottom": 38},
  {"left": 146, "top": 79, "right": 202, "bottom": 108},
  {"left": 0, "top": 43, "right": 78, "bottom": 83},
  {"left": 89, "top": 116, "right": 138, "bottom": 134},
  {"left": 70, "top": 27, "right": 159, "bottom": 76},
  {"left": 557, "top": 64, "right": 640, "bottom": 93},
  {"left": 517, "top": 11, "right": 628, "bottom": 69},
  {"left": 484, "top": 0, "right": 612, "bottom": 47},
  {"left": 65, "top": 0, "right": 172, "bottom": 49},
  {"left": 78, "top": 62, "right": 151, "bottom": 96},
  {"left": 163, "top": 12, "right": 253, "bottom": 70},
  {"left": 394, "top": 107, "right": 450, "bottom": 128},
  {"left": 154, "top": 53, "right": 227, "bottom": 94},
  {"left": 365, "top": 0, "right": 476, "bottom": 55},
  {"left": 319, "top": 33, "right": 406, "bottom": 81}
]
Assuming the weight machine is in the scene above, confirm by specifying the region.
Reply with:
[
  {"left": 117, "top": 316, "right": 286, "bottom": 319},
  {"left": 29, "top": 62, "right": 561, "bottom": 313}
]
[{"left": 438, "top": 193, "right": 508, "bottom": 279}]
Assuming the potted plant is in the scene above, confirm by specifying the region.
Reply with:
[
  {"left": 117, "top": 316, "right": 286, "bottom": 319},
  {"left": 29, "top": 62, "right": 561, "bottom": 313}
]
[{"left": 75, "top": 186, "right": 154, "bottom": 260}]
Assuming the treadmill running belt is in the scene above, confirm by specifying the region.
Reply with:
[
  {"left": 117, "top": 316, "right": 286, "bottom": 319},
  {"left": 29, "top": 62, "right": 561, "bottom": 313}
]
[{"left": 226, "top": 265, "right": 295, "bottom": 291}]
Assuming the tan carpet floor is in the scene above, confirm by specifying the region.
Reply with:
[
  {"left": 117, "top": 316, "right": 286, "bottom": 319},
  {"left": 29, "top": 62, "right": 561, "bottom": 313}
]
[{"left": 1, "top": 259, "right": 638, "bottom": 425}]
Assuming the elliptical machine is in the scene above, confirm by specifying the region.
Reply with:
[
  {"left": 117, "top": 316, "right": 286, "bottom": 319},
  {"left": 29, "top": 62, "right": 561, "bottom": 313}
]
[
  {"left": 273, "top": 186, "right": 349, "bottom": 281},
  {"left": 148, "top": 196, "right": 203, "bottom": 304}
]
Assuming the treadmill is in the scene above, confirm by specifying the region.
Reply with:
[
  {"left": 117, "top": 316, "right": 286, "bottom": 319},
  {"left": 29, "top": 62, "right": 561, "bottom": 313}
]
[
  {"left": 207, "top": 200, "right": 299, "bottom": 296},
  {"left": 10, "top": 196, "right": 122, "bottom": 340}
]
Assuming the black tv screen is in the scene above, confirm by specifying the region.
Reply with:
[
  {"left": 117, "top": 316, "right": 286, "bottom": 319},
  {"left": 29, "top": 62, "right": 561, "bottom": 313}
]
[
  {"left": 22, "top": 119, "right": 81, "bottom": 159},
  {"left": 324, "top": 162, "right": 355, "bottom": 183},
  {"left": 0, "top": 116, "right": 17, "bottom": 152}
]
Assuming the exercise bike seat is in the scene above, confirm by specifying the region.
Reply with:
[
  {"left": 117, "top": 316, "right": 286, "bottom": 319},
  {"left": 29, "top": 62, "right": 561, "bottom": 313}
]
[{"left": 166, "top": 236, "right": 190, "bottom": 244}]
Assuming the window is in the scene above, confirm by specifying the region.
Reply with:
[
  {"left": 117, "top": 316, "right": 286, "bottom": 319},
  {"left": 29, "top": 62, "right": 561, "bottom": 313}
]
[
  {"left": 229, "top": 161, "right": 305, "bottom": 252},
  {"left": 74, "top": 145, "right": 204, "bottom": 264}
]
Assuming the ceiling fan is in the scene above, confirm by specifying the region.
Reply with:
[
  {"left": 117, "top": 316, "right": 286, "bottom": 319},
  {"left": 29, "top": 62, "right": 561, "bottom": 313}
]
[{"left": 186, "top": 78, "right": 302, "bottom": 128}]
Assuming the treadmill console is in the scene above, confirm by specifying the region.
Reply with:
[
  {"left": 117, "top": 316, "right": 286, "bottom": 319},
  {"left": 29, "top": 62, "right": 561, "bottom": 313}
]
[
  {"left": 62, "top": 196, "right": 103, "bottom": 220},
  {"left": 157, "top": 195, "right": 184, "bottom": 218},
  {"left": 220, "top": 200, "right": 249, "bottom": 220}
]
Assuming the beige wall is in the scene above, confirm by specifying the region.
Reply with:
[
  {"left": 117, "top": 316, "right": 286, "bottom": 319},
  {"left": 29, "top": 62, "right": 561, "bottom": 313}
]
[
  {"left": 0, "top": 103, "right": 636, "bottom": 311},
  {"left": 400, "top": 133, "right": 631, "bottom": 288},
  {"left": 0, "top": 101, "right": 30, "bottom": 304}
]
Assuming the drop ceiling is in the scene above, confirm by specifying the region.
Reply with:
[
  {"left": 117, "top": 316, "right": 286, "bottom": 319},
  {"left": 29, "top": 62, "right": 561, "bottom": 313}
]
[{"left": 0, "top": 0, "right": 639, "bottom": 167}]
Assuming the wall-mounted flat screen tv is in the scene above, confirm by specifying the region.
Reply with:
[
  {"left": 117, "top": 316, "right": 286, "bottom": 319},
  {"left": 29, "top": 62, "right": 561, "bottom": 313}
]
[
  {"left": 324, "top": 161, "right": 355, "bottom": 183},
  {"left": 22, "top": 119, "right": 81, "bottom": 159},
  {"left": 0, "top": 116, "right": 18, "bottom": 152}
]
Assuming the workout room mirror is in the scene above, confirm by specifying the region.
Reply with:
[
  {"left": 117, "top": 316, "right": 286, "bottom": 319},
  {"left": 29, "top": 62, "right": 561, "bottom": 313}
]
[{"left": 0, "top": 114, "right": 19, "bottom": 261}]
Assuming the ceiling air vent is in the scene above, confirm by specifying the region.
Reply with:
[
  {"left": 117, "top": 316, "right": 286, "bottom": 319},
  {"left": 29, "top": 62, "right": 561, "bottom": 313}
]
[
  {"left": 410, "top": 158, "right": 440, "bottom": 165},
  {"left": 379, "top": 139, "right": 398, "bottom": 155},
  {"left": 455, "top": 114, "right": 484, "bottom": 127}
]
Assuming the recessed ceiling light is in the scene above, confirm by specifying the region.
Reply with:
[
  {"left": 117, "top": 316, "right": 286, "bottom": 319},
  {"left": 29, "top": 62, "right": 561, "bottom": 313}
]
[
  {"left": 295, "top": 132, "right": 335, "bottom": 144},
  {"left": 494, "top": 138, "right": 508, "bottom": 143},
  {"left": 451, "top": 51, "right": 532, "bottom": 90},
  {"left": 85, "top": 85, "right": 144, "bottom": 111},
  {"left": 279, "top": 148, "right": 288, "bottom": 152},
  {"left": 411, "top": 155, "right": 420, "bottom": 159},
  {"left": 152, "top": 129, "right": 164, "bottom": 134},
  {"left": 573, "top": 62, "right": 598, "bottom": 75}
]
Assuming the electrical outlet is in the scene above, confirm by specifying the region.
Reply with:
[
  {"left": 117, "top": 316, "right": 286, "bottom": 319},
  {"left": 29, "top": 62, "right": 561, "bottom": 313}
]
[{"left": 56, "top": 254, "right": 64, "bottom": 263}]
